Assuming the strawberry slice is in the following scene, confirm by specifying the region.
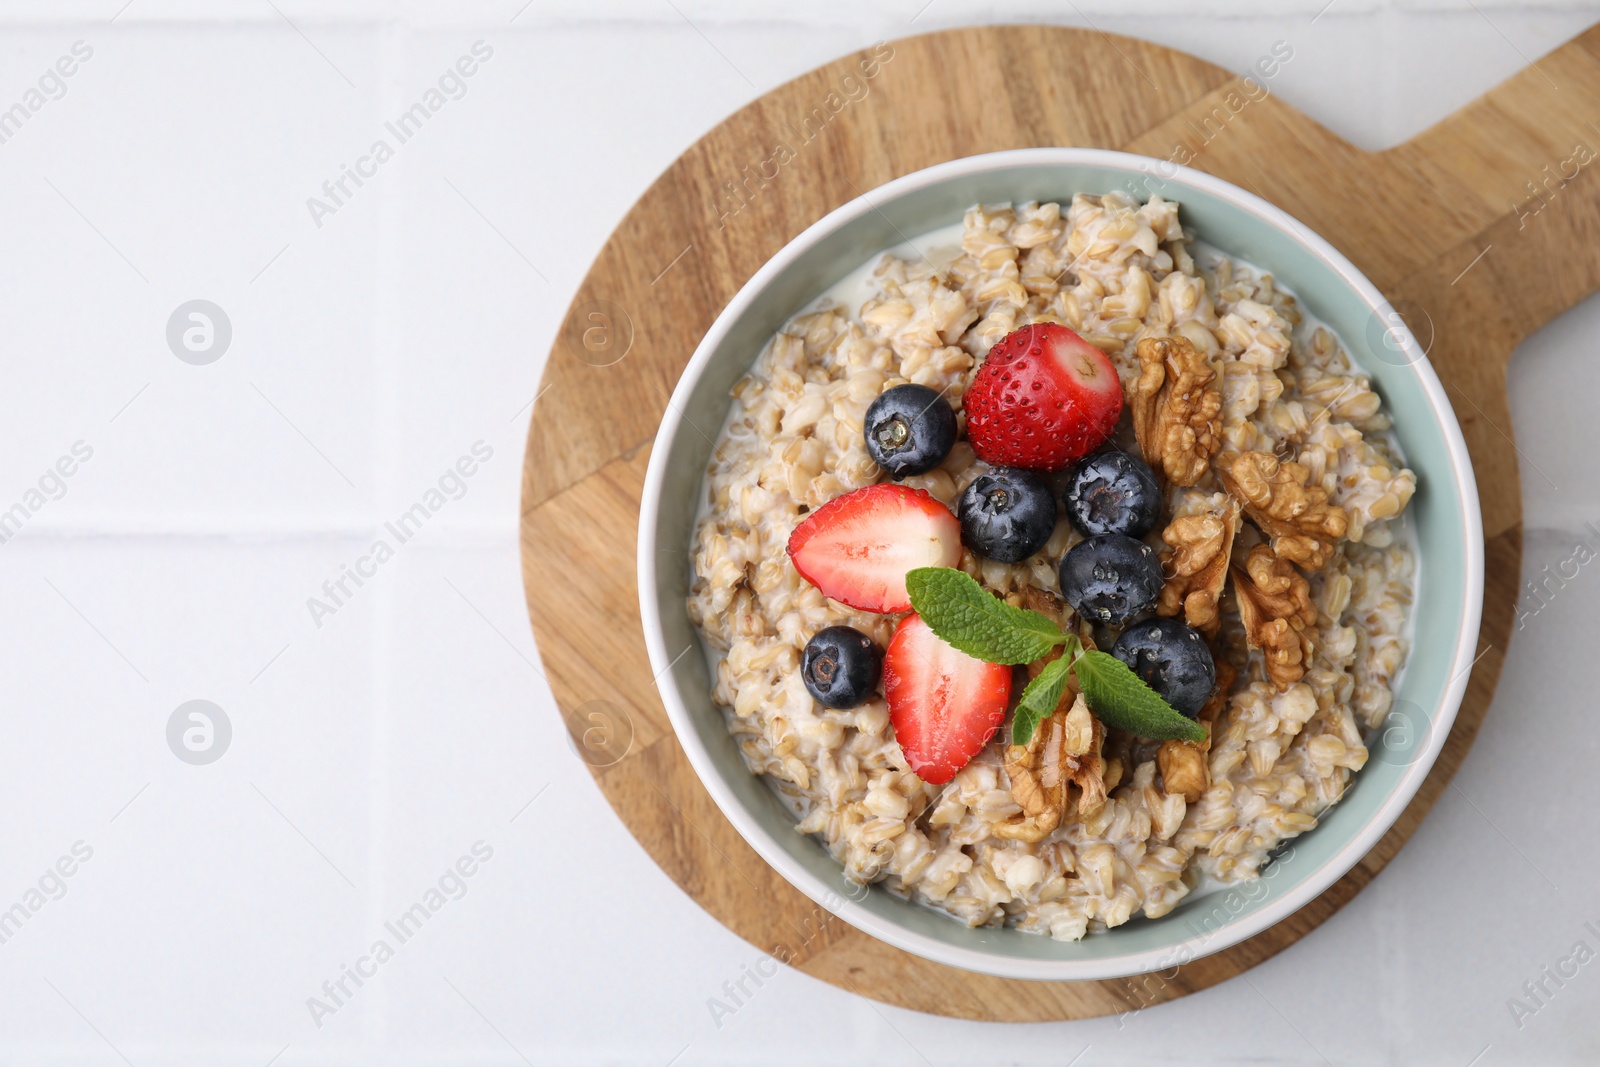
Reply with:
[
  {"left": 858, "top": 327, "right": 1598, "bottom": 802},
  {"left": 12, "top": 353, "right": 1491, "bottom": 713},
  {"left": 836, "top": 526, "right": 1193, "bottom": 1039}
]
[
  {"left": 883, "top": 613, "right": 1013, "bottom": 784},
  {"left": 964, "top": 322, "right": 1123, "bottom": 471},
  {"left": 786, "top": 483, "right": 961, "bottom": 613}
]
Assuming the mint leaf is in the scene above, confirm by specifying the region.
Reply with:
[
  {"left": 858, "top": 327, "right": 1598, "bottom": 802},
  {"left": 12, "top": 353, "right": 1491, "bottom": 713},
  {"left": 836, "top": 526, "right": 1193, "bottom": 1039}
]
[
  {"left": 1070, "top": 650, "right": 1206, "bottom": 742},
  {"left": 1010, "top": 649, "right": 1076, "bottom": 746},
  {"left": 905, "top": 567, "right": 1068, "bottom": 665}
]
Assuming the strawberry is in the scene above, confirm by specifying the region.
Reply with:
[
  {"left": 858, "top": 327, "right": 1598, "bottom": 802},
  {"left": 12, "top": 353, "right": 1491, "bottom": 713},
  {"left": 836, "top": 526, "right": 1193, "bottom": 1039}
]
[
  {"left": 787, "top": 483, "right": 960, "bottom": 613},
  {"left": 963, "top": 322, "right": 1123, "bottom": 471},
  {"left": 883, "top": 613, "right": 1012, "bottom": 784}
]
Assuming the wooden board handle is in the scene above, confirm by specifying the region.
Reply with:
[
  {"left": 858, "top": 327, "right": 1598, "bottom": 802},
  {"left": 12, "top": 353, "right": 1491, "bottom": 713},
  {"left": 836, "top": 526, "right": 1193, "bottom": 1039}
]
[{"left": 1389, "top": 24, "right": 1600, "bottom": 354}]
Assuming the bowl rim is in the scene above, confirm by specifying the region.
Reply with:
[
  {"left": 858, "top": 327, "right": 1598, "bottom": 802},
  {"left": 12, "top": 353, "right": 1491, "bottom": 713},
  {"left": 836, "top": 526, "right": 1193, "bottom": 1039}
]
[{"left": 636, "top": 147, "right": 1484, "bottom": 981}]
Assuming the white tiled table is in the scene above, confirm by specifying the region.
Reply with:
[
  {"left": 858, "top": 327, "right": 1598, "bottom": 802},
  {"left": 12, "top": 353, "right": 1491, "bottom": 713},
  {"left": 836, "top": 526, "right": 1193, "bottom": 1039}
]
[{"left": 1, "top": 2, "right": 1597, "bottom": 1064}]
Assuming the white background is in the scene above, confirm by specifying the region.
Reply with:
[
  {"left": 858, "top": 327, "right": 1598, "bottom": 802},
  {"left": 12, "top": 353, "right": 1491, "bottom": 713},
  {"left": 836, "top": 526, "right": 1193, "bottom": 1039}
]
[{"left": 0, "top": 1, "right": 1597, "bottom": 1064}]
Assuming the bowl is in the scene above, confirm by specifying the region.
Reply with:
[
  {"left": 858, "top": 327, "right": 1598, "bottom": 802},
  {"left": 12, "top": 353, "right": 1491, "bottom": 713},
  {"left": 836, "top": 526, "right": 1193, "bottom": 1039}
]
[{"left": 637, "top": 148, "right": 1483, "bottom": 981}]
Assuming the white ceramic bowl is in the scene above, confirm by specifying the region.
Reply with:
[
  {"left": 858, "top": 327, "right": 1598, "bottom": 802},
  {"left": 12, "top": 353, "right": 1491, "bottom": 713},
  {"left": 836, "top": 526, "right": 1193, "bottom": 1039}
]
[{"left": 638, "top": 148, "right": 1483, "bottom": 980}]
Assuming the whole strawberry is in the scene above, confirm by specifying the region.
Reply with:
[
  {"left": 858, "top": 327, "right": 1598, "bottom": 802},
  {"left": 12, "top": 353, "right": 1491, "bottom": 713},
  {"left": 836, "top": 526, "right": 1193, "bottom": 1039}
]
[{"left": 963, "top": 323, "right": 1123, "bottom": 471}]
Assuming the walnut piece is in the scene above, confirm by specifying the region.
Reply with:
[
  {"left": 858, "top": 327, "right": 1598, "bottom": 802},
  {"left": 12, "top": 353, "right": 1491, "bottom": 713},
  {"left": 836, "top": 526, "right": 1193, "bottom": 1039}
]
[
  {"left": 1232, "top": 544, "right": 1318, "bottom": 691},
  {"left": 996, "top": 587, "right": 1109, "bottom": 842},
  {"left": 1157, "top": 495, "right": 1242, "bottom": 634},
  {"left": 1128, "top": 335, "right": 1224, "bottom": 486},
  {"left": 1157, "top": 735, "right": 1206, "bottom": 803},
  {"left": 1158, "top": 659, "right": 1235, "bottom": 802},
  {"left": 1218, "top": 450, "right": 1348, "bottom": 571},
  {"left": 995, "top": 594, "right": 1108, "bottom": 843},
  {"left": 1069, "top": 708, "right": 1109, "bottom": 815},
  {"left": 996, "top": 693, "right": 1106, "bottom": 842}
]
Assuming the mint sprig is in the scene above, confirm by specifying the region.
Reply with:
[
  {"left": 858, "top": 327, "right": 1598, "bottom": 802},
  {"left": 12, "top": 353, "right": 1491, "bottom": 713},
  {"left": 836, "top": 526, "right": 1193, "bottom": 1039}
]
[
  {"left": 1011, "top": 651, "right": 1076, "bottom": 746},
  {"left": 904, "top": 567, "right": 1068, "bottom": 665},
  {"left": 1072, "top": 650, "right": 1205, "bottom": 742},
  {"left": 905, "top": 566, "right": 1206, "bottom": 745}
]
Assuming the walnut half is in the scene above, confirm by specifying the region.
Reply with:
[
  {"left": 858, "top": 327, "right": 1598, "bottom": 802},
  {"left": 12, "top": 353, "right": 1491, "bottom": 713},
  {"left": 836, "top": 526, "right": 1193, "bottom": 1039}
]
[
  {"left": 995, "top": 693, "right": 1105, "bottom": 842},
  {"left": 1218, "top": 450, "right": 1348, "bottom": 571},
  {"left": 1157, "top": 494, "right": 1242, "bottom": 634},
  {"left": 995, "top": 591, "right": 1108, "bottom": 843},
  {"left": 1232, "top": 544, "right": 1318, "bottom": 691},
  {"left": 1129, "top": 335, "right": 1224, "bottom": 487}
]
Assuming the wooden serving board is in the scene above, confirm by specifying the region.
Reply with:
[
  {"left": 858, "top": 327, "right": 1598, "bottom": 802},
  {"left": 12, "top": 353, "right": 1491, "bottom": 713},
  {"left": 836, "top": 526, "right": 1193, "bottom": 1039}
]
[{"left": 521, "top": 25, "right": 1600, "bottom": 1020}]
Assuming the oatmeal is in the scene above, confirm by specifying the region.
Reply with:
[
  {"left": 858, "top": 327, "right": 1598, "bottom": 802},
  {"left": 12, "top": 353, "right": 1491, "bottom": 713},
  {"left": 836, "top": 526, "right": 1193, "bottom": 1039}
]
[{"left": 687, "top": 194, "right": 1416, "bottom": 939}]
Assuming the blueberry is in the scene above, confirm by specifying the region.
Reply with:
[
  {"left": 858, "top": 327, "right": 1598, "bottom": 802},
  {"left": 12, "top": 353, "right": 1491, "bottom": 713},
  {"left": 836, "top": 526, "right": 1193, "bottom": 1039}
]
[
  {"left": 802, "top": 626, "right": 882, "bottom": 709},
  {"left": 958, "top": 468, "right": 1057, "bottom": 563},
  {"left": 1062, "top": 450, "right": 1162, "bottom": 538},
  {"left": 1057, "top": 533, "right": 1163, "bottom": 627},
  {"left": 1110, "top": 617, "right": 1217, "bottom": 719},
  {"left": 864, "top": 384, "right": 956, "bottom": 478}
]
